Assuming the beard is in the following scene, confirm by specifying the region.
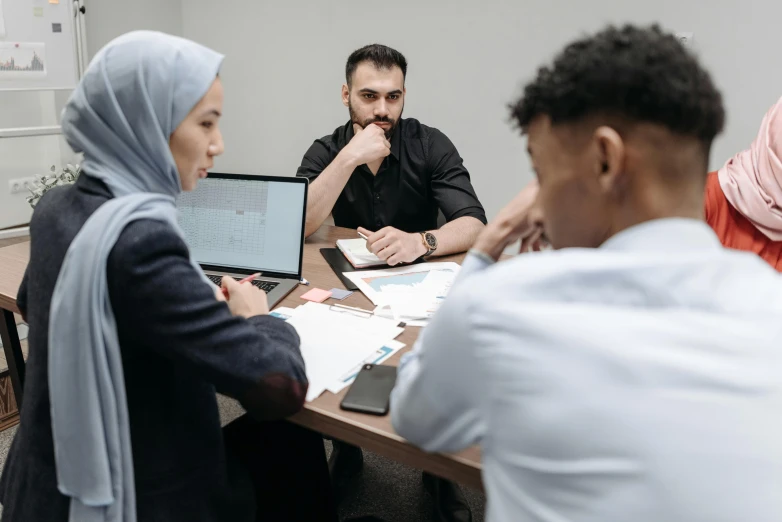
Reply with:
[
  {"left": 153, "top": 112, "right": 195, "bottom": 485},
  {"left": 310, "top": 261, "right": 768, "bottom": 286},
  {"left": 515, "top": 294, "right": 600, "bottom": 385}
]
[{"left": 349, "top": 100, "right": 403, "bottom": 139}]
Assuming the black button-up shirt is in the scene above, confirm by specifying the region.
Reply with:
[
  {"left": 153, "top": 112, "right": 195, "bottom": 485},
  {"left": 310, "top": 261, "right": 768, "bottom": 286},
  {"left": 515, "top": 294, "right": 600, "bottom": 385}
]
[{"left": 296, "top": 118, "right": 486, "bottom": 233}]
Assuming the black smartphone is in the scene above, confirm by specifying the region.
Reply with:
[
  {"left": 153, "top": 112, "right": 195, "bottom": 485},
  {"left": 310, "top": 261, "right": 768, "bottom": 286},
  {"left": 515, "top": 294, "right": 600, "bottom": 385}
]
[{"left": 340, "top": 364, "right": 397, "bottom": 416}]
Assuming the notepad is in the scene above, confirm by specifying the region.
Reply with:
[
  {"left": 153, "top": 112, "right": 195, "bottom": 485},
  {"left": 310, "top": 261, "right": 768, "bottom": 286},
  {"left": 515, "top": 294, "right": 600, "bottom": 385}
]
[
  {"left": 300, "top": 288, "right": 332, "bottom": 303},
  {"left": 329, "top": 288, "right": 353, "bottom": 300},
  {"left": 336, "top": 238, "right": 387, "bottom": 268}
]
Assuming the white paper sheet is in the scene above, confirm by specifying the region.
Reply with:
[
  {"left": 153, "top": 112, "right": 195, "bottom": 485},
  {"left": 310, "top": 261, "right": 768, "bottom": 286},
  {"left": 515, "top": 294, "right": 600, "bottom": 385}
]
[
  {"left": 326, "top": 340, "right": 405, "bottom": 395},
  {"left": 343, "top": 262, "right": 460, "bottom": 305},
  {"left": 344, "top": 262, "right": 460, "bottom": 325},
  {"left": 285, "top": 303, "right": 403, "bottom": 401},
  {"left": 269, "top": 307, "right": 297, "bottom": 320},
  {"left": 0, "top": 0, "right": 6, "bottom": 39},
  {"left": 0, "top": 42, "right": 47, "bottom": 79}
]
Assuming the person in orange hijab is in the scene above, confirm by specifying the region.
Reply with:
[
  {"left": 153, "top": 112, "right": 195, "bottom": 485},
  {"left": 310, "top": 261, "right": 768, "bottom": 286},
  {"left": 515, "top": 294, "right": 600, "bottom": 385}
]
[{"left": 705, "top": 96, "right": 782, "bottom": 270}]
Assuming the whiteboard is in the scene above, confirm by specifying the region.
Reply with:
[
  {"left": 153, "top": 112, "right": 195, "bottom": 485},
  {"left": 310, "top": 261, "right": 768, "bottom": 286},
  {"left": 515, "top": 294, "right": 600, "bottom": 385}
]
[{"left": 0, "top": 0, "right": 78, "bottom": 90}]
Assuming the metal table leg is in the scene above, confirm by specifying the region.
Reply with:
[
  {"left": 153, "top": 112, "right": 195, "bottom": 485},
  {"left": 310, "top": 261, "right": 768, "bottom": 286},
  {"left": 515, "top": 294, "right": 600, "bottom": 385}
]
[{"left": 0, "top": 310, "right": 25, "bottom": 411}]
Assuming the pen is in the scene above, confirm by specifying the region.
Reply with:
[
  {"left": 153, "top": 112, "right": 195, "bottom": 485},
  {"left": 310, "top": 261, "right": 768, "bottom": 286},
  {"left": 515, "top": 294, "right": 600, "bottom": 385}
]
[
  {"left": 222, "top": 273, "right": 260, "bottom": 298},
  {"left": 358, "top": 231, "right": 369, "bottom": 240},
  {"left": 331, "top": 303, "right": 373, "bottom": 316}
]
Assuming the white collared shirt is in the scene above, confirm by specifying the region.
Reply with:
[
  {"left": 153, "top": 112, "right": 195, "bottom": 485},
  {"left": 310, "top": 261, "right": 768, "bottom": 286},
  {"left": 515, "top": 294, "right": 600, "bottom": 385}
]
[{"left": 392, "top": 219, "right": 782, "bottom": 522}]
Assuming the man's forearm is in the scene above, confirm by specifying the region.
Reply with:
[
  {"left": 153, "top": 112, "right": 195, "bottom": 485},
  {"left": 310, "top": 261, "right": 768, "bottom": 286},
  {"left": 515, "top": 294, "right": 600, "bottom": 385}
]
[
  {"left": 429, "top": 216, "right": 485, "bottom": 257},
  {"left": 304, "top": 152, "right": 357, "bottom": 237}
]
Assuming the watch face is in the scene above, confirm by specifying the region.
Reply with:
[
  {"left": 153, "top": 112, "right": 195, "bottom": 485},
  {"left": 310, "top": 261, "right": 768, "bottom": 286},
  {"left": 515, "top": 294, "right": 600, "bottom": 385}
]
[{"left": 425, "top": 233, "right": 437, "bottom": 249}]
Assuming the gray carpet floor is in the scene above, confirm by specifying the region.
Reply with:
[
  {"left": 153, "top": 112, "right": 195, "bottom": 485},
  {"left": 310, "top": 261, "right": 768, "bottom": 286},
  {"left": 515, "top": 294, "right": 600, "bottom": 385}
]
[{"left": 0, "top": 395, "right": 485, "bottom": 521}]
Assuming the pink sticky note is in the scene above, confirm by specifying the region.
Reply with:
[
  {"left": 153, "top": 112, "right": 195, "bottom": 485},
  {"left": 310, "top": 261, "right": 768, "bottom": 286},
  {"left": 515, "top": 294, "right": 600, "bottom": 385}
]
[{"left": 300, "top": 288, "right": 332, "bottom": 303}]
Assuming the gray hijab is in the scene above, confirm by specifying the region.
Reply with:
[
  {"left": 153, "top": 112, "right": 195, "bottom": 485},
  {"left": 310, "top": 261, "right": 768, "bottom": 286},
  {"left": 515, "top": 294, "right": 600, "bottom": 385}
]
[{"left": 48, "top": 31, "right": 223, "bottom": 522}]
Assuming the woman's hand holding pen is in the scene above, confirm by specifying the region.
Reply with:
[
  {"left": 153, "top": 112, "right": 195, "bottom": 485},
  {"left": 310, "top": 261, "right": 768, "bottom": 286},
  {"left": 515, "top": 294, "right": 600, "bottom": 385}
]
[{"left": 215, "top": 274, "right": 269, "bottom": 318}]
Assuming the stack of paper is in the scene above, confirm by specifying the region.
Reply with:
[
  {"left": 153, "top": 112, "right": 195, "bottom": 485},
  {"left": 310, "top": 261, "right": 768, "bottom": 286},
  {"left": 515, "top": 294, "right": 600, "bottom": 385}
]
[
  {"left": 271, "top": 303, "right": 405, "bottom": 401},
  {"left": 343, "top": 262, "right": 461, "bottom": 326}
]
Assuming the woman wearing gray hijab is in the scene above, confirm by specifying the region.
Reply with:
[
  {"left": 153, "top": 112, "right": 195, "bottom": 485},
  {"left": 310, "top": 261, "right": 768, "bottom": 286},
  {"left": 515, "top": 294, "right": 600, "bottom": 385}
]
[{"left": 0, "top": 31, "right": 336, "bottom": 522}]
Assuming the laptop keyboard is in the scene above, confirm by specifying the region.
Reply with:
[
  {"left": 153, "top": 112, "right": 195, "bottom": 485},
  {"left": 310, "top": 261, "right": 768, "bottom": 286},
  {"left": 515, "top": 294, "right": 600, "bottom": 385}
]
[{"left": 206, "top": 274, "right": 279, "bottom": 294}]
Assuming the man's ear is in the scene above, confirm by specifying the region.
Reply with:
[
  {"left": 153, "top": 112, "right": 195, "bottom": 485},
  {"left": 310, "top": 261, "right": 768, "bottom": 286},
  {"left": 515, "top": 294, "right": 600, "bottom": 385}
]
[
  {"left": 341, "top": 84, "right": 350, "bottom": 107},
  {"left": 593, "top": 126, "right": 626, "bottom": 194}
]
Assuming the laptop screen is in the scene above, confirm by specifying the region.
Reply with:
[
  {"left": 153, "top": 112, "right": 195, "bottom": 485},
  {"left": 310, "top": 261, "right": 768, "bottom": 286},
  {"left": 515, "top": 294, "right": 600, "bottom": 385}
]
[{"left": 177, "top": 175, "right": 306, "bottom": 277}]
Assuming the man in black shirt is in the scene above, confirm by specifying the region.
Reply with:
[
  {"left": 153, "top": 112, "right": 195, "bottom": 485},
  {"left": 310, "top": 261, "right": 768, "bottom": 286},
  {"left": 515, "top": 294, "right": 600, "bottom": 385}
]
[
  {"left": 296, "top": 44, "right": 485, "bottom": 266},
  {"left": 296, "top": 44, "right": 476, "bottom": 521}
]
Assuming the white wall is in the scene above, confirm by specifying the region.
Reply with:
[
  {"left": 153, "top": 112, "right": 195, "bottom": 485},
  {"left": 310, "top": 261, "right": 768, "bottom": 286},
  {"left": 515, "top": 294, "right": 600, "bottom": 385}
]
[
  {"left": 0, "top": 0, "right": 183, "bottom": 229},
  {"left": 181, "top": 0, "right": 782, "bottom": 222},
  {"left": 0, "top": 91, "right": 73, "bottom": 229},
  {"left": 85, "top": 0, "right": 183, "bottom": 58},
  {"left": 5, "top": 0, "right": 778, "bottom": 229}
]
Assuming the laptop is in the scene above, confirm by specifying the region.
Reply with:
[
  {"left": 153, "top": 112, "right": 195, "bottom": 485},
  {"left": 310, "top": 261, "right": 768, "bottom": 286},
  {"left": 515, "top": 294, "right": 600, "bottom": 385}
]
[{"left": 177, "top": 173, "right": 308, "bottom": 308}]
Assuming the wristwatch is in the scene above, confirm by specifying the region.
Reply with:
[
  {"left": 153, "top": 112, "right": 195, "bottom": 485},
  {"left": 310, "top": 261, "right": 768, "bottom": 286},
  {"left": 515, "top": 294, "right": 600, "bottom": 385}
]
[{"left": 420, "top": 231, "right": 438, "bottom": 257}]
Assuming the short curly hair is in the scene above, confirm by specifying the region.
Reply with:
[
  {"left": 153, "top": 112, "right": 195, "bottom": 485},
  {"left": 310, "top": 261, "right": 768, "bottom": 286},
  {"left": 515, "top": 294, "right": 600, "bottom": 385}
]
[{"left": 509, "top": 25, "right": 725, "bottom": 144}]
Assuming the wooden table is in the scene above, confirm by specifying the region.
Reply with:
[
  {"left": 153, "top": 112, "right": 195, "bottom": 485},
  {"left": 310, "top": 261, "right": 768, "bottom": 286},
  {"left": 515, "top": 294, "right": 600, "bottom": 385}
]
[
  {"left": 0, "top": 225, "right": 483, "bottom": 490},
  {"left": 288, "top": 226, "right": 482, "bottom": 490},
  {"left": 0, "top": 241, "right": 28, "bottom": 410}
]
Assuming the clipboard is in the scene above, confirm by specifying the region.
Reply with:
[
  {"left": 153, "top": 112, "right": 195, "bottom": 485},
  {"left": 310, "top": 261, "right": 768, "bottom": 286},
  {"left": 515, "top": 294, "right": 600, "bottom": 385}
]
[{"left": 320, "top": 248, "right": 361, "bottom": 290}]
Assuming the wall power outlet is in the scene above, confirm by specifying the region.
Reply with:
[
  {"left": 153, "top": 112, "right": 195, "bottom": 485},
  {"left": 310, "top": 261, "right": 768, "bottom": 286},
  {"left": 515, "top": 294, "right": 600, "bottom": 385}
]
[{"left": 8, "top": 177, "right": 38, "bottom": 195}]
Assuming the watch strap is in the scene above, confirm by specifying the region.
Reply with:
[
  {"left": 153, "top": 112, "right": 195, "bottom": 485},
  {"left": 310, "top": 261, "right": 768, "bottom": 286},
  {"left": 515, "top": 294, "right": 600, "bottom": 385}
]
[{"left": 421, "top": 232, "right": 436, "bottom": 256}]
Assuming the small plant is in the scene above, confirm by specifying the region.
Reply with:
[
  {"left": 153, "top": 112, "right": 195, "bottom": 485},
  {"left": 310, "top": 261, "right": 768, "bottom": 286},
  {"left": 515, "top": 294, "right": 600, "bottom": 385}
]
[{"left": 26, "top": 164, "right": 81, "bottom": 208}]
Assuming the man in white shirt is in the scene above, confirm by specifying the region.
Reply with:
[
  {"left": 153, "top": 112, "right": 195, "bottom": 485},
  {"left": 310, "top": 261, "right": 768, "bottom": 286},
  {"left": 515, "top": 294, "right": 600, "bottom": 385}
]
[{"left": 391, "top": 24, "right": 782, "bottom": 522}]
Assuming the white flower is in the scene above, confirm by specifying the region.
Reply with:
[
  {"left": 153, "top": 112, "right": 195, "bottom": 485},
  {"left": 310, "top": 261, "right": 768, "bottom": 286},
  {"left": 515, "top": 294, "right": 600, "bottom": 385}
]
[{"left": 26, "top": 164, "right": 81, "bottom": 208}]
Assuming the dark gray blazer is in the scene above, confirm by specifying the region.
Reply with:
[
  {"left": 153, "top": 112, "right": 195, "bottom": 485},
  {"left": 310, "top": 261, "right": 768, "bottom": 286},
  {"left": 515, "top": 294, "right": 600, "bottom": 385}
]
[{"left": 0, "top": 174, "right": 308, "bottom": 521}]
